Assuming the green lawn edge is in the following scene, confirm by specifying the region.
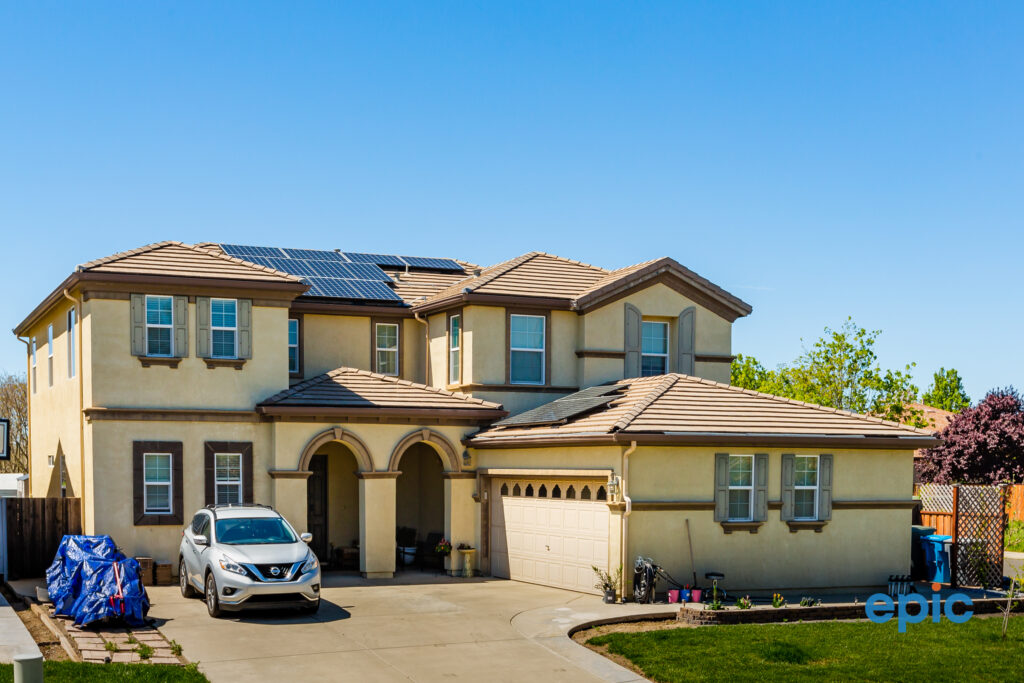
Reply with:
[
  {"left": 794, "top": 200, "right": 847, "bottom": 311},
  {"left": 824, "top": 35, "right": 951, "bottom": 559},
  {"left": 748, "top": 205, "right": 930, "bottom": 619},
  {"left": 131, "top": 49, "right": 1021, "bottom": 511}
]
[{"left": 0, "top": 661, "right": 208, "bottom": 682}]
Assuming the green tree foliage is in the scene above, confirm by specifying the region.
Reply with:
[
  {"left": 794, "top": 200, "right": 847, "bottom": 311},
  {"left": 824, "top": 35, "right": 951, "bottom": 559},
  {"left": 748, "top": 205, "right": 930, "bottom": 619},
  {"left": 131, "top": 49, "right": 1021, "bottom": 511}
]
[
  {"left": 731, "top": 318, "right": 927, "bottom": 428},
  {"left": 921, "top": 367, "right": 971, "bottom": 413}
]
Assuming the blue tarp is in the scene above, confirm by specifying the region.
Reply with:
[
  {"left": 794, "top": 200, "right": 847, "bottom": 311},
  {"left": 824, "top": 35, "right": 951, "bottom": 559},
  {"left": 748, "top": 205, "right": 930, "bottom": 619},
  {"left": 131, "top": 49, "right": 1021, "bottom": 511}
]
[{"left": 45, "top": 535, "right": 150, "bottom": 627}]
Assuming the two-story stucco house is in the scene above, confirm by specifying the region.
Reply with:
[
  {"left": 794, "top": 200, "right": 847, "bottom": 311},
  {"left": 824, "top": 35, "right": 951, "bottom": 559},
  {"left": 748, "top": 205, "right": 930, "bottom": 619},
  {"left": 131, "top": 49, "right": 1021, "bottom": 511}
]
[{"left": 14, "top": 241, "right": 937, "bottom": 595}]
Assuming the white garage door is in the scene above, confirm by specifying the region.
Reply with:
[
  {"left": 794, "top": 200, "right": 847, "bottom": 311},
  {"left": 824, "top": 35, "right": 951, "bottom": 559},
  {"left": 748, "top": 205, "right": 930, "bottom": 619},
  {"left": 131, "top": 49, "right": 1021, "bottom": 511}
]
[{"left": 490, "top": 479, "right": 610, "bottom": 594}]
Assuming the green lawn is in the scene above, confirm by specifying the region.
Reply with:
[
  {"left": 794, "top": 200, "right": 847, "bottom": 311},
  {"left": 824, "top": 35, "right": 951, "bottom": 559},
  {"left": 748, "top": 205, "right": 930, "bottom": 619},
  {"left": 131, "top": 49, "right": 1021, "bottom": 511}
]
[
  {"left": 0, "top": 662, "right": 207, "bottom": 682},
  {"left": 1006, "top": 519, "right": 1024, "bottom": 553},
  {"left": 587, "top": 616, "right": 1024, "bottom": 682}
]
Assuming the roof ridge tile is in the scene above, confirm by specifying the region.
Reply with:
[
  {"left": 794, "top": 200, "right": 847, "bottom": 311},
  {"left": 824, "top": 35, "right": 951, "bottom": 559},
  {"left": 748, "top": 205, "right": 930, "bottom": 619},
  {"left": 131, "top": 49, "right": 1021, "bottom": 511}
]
[{"left": 612, "top": 375, "right": 679, "bottom": 432}]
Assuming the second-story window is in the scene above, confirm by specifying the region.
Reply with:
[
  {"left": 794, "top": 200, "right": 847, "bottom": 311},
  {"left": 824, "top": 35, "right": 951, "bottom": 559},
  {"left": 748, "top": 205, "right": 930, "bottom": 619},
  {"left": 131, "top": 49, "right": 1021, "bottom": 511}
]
[
  {"left": 288, "top": 319, "right": 300, "bottom": 374},
  {"left": 67, "top": 308, "right": 76, "bottom": 378},
  {"left": 448, "top": 314, "right": 461, "bottom": 384},
  {"left": 211, "top": 298, "right": 238, "bottom": 359},
  {"left": 509, "top": 314, "right": 545, "bottom": 384},
  {"left": 145, "top": 295, "right": 174, "bottom": 357},
  {"left": 30, "top": 337, "right": 37, "bottom": 393},
  {"left": 641, "top": 320, "right": 669, "bottom": 376},
  {"left": 375, "top": 323, "right": 399, "bottom": 376},
  {"left": 47, "top": 324, "right": 54, "bottom": 387}
]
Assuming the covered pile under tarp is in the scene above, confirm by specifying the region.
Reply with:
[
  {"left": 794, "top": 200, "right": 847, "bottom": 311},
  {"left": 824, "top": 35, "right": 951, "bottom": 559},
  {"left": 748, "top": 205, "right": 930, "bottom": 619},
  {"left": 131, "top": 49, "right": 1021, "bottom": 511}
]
[{"left": 46, "top": 535, "right": 150, "bottom": 627}]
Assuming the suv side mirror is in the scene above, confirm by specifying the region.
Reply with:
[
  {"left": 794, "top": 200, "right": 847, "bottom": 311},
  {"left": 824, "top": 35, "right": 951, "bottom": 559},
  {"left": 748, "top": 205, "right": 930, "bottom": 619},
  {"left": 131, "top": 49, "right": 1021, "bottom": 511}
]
[
  {"left": 194, "top": 534, "right": 208, "bottom": 546},
  {"left": 300, "top": 533, "right": 313, "bottom": 544}
]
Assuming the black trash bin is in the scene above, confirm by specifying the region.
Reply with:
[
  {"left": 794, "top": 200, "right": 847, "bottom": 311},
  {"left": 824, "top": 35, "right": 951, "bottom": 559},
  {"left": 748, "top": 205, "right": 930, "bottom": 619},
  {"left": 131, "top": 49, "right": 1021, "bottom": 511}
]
[{"left": 911, "top": 525, "right": 936, "bottom": 580}]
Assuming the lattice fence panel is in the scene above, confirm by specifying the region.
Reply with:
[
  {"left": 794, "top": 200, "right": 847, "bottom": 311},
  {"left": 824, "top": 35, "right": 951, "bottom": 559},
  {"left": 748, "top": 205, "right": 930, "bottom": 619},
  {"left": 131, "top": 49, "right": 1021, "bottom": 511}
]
[
  {"left": 918, "top": 483, "right": 954, "bottom": 513},
  {"left": 955, "top": 485, "right": 1005, "bottom": 588}
]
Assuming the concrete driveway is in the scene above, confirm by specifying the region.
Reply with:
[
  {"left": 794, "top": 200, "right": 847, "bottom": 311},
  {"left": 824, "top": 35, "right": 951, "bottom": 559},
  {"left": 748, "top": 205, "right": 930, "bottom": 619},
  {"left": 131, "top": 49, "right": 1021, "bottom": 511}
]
[{"left": 147, "top": 572, "right": 652, "bottom": 682}]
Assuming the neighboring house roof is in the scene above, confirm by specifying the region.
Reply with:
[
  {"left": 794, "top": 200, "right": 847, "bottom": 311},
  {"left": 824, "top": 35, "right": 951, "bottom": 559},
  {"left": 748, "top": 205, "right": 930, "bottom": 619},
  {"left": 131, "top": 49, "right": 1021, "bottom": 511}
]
[
  {"left": 413, "top": 252, "right": 753, "bottom": 321},
  {"left": 469, "top": 374, "right": 938, "bottom": 449},
  {"left": 258, "top": 367, "right": 507, "bottom": 420},
  {"left": 907, "top": 403, "right": 955, "bottom": 433}
]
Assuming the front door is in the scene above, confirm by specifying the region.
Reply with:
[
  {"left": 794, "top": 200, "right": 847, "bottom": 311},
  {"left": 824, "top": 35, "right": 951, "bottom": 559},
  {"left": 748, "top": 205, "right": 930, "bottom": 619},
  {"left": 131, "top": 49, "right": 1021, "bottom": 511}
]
[{"left": 307, "top": 454, "right": 329, "bottom": 562}]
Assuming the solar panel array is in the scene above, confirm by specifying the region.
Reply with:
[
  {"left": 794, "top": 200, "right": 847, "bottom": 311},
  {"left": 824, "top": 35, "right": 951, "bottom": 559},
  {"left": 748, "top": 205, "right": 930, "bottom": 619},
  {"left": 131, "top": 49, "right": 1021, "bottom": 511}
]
[{"left": 341, "top": 252, "right": 463, "bottom": 272}]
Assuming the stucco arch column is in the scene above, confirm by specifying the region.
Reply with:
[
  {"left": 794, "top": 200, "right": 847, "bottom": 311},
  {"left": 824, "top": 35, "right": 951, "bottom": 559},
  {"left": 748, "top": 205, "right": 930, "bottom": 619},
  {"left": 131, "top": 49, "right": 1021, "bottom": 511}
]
[
  {"left": 358, "top": 472, "right": 399, "bottom": 578},
  {"left": 443, "top": 472, "right": 479, "bottom": 575}
]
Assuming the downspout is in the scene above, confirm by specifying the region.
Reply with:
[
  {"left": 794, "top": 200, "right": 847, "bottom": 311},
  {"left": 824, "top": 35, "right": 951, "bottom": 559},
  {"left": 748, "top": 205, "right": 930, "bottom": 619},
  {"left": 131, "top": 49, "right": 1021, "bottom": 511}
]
[
  {"left": 14, "top": 334, "right": 30, "bottom": 494},
  {"left": 414, "top": 310, "right": 430, "bottom": 385},
  {"left": 63, "top": 288, "right": 86, "bottom": 531},
  {"left": 620, "top": 440, "right": 637, "bottom": 600}
]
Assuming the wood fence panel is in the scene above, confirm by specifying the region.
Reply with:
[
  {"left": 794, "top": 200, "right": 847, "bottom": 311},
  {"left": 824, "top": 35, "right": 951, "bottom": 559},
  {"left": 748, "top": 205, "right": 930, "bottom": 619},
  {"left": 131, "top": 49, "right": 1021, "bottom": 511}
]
[
  {"left": 1009, "top": 485, "right": 1024, "bottom": 522},
  {"left": 921, "top": 511, "right": 954, "bottom": 535},
  {"left": 2, "top": 498, "right": 82, "bottom": 580}
]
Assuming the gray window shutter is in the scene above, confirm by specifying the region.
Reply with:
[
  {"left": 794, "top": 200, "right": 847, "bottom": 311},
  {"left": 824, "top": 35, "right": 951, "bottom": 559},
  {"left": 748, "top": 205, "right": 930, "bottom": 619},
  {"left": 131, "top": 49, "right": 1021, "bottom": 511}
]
[
  {"left": 678, "top": 306, "right": 695, "bottom": 375},
  {"left": 624, "top": 303, "right": 641, "bottom": 378},
  {"left": 196, "top": 297, "right": 211, "bottom": 358},
  {"left": 173, "top": 296, "right": 188, "bottom": 358},
  {"left": 780, "top": 453, "right": 795, "bottom": 521},
  {"left": 130, "top": 294, "right": 146, "bottom": 356},
  {"left": 238, "top": 299, "right": 253, "bottom": 359},
  {"left": 819, "top": 454, "right": 833, "bottom": 520},
  {"left": 714, "top": 453, "right": 729, "bottom": 521},
  {"left": 754, "top": 453, "right": 769, "bottom": 521}
]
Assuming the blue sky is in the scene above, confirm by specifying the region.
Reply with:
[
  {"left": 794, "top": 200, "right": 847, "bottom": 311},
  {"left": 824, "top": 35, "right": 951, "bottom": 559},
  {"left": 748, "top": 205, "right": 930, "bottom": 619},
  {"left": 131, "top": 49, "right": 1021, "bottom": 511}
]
[{"left": 1, "top": 2, "right": 1021, "bottom": 400}]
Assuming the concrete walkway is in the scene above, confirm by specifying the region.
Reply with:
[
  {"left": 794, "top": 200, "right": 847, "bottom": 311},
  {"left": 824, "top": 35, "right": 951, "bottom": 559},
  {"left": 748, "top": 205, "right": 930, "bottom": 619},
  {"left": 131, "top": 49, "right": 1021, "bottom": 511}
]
[
  {"left": 0, "top": 592, "right": 41, "bottom": 663},
  {"left": 146, "top": 572, "right": 672, "bottom": 682}
]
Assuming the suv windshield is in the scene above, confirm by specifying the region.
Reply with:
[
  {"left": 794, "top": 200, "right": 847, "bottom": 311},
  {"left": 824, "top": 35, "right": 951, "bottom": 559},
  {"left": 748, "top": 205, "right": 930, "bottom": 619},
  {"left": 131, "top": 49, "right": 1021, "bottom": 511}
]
[{"left": 215, "top": 517, "right": 297, "bottom": 545}]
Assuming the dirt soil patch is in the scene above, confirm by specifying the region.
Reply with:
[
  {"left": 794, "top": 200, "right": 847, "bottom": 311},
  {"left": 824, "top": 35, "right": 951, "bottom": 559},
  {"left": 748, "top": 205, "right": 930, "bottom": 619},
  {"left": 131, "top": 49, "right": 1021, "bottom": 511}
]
[{"left": 1, "top": 583, "right": 70, "bottom": 661}]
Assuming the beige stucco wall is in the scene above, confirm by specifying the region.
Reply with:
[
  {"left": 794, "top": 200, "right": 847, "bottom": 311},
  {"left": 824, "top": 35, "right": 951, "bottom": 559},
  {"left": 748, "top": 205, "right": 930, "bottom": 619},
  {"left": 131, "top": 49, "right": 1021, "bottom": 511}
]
[
  {"left": 462, "top": 305, "right": 503, "bottom": 386},
  {"left": 88, "top": 298, "right": 290, "bottom": 410},
  {"left": 301, "top": 314, "right": 369, "bottom": 378},
  {"left": 427, "top": 312, "right": 448, "bottom": 387}
]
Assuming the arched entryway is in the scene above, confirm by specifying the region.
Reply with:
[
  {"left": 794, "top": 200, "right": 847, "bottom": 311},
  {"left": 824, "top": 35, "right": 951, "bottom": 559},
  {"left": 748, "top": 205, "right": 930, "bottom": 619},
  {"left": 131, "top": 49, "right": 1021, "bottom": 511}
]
[{"left": 394, "top": 443, "right": 445, "bottom": 568}]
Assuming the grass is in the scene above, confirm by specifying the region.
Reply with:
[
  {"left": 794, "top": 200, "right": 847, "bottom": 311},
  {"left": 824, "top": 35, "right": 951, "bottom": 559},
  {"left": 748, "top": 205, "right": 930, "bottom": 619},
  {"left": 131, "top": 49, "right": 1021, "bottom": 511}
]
[
  {"left": 1006, "top": 519, "right": 1024, "bottom": 553},
  {"left": 587, "top": 616, "right": 1024, "bottom": 682},
  {"left": 0, "top": 662, "right": 207, "bottom": 682}
]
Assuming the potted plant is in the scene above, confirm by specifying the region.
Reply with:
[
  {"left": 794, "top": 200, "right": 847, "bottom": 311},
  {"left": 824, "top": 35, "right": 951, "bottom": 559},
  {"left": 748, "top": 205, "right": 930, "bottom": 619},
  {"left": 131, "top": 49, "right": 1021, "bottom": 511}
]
[
  {"left": 771, "top": 593, "right": 786, "bottom": 608},
  {"left": 735, "top": 595, "right": 753, "bottom": 610},
  {"left": 680, "top": 584, "right": 692, "bottom": 602},
  {"left": 592, "top": 565, "right": 622, "bottom": 604},
  {"left": 435, "top": 538, "right": 453, "bottom": 556},
  {"left": 690, "top": 586, "right": 702, "bottom": 602}
]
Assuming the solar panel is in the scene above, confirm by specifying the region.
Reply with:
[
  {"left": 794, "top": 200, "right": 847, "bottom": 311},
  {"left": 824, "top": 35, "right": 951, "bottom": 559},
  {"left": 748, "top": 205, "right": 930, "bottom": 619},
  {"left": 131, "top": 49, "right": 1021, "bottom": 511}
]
[
  {"left": 303, "top": 261, "right": 392, "bottom": 281},
  {"left": 342, "top": 252, "right": 407, "bottom": 267},
  {"left": 220, "top": 244, "right": 285, "bottom": 259},
  {"left": 492, "top": 384, "right": 626, "bottom": 427},
  {"left": 281, "top": 248, "right": 346, "bottom": 261},
  {"left": 400, "top": 256, "right": 463, "bottom": 271},
  {"left": 301, "top": 277, "right": 403, "bottom": 301}
]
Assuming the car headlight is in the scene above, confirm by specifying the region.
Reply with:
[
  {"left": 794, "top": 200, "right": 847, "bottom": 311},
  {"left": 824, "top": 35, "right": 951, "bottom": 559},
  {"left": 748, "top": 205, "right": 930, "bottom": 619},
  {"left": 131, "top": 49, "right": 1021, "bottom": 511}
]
[
  {"left": 219, "top": 557, "right": 248, "bottom": 576},
  {"left": 302, "top": 552, "right": 319, "bottom": 573}
]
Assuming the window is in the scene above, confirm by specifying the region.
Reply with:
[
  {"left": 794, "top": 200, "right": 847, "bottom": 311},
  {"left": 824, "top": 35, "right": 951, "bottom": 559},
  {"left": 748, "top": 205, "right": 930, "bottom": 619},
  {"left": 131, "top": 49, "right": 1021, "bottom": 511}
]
[
  {"left": 143, "top": 453, "right": 173, "bottom": 515},
  {"left": 145, "top": 295, "right": 174, "bottom": 357},
  {"left": 728, "top": 455, "right": 754, "bottom": 521},
  {"left": 47, "top": 324, "right": 54, "bottom": 387},
  {"left": 509, "top": 314, "right": 545, "bottom": 384},
  {"left": 67, "top": 308, "right": 76, "bottom": 378},
  {"left": 288, "top": 319, "right": 300, "bottom": 374},
  {"left": 215, "top": 453, "right": 243, "bottom": 505},
  {"left": 210, "top": 298, "right": 238, "bottom": 359},
  {"left": 640, "top": 321, "right": 669, "bottom": 376},
  {"left": 30, "top": 337, "right": 36, "bottom": 393},
  {"left": 794, "top": 455, "right": 819, "bottom": 520},
  {"left": 375, "top": 323, "right": 399, "bottom": 376},
  {"left": 448, "top": 314, "right": 461, "bottom": 384}
]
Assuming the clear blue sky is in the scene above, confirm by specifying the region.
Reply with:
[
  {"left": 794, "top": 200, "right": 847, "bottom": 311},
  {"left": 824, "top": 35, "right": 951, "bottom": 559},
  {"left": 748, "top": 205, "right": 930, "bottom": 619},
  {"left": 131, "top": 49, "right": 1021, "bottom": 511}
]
[{"left": 2, "top": 2, "right": 1021, "bottom": 401}]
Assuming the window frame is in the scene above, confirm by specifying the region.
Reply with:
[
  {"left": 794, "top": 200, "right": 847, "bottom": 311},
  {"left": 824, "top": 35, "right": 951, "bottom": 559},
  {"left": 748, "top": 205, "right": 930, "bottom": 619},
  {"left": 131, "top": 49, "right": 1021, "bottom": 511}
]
[
  {"left": 214, "top": 452, "right": 243, "bottom": 506},
  {"left": 507, "top": 311, "right": 548, "bottom": 386},
  {"left": 640, "top": 319, "right": 670, "bottom": 377},
  {"left": 67, "top": 308, "right": 76, "bottom": 378},
  {"left": 448, "top": 312, "right": 461, "bottom": 386},
  {"left": 793, "top": 454, "right": 820, "bottom": 521},
  {"left": 727, "top": 454, "right": 755, "bottom": 522},
  {"left": 288, "top": 318, "right": 300, "bottom": 375},
  {"left": 144, "top": 294, "right": 175, "bottom": 358},
  {"left": 143, "top": 452, "right": 173, "bottom": 516},
  {"left": 373, "top": 320, "right": 400, "bottom": 377},
  {"left": 210, "top": 298, "right": 239, "bottom": 359}
]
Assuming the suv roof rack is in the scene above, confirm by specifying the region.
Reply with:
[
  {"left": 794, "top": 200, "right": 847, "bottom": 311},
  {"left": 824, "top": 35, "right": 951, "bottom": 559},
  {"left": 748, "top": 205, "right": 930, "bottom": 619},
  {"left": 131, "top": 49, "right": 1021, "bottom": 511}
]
[{"left": 205, "top": 503, "right": 275, "bottom": 511}]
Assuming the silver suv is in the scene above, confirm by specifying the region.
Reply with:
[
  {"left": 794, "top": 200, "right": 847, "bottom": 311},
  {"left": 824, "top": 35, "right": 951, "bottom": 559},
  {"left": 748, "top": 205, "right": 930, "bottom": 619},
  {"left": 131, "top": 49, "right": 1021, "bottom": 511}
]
[{"left": 178, "top": 504, "right": 321, "bottom": 617}]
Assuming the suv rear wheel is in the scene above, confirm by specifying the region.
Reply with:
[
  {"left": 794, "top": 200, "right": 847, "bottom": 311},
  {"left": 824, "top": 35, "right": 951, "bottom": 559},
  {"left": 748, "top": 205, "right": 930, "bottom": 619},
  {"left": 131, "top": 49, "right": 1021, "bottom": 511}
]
[
  {"left": 205, "top": 573, "right": 222, "bottom": 618},
  {"left": 179, "top": 559, "right": 197, "bottom": 598}
]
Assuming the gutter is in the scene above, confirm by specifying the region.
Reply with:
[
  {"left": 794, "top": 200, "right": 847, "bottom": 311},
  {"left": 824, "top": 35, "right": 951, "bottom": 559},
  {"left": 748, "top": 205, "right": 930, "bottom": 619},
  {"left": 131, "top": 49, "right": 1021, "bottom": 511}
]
[
  {"left": 467, "top": 432, "right": 941, "bottom": 450},
  {"left": 63, "top": 288, "right": 86, "bottom": 531},
  {"left": 13, "top": 334, "right": 30, "bottom": 493}
]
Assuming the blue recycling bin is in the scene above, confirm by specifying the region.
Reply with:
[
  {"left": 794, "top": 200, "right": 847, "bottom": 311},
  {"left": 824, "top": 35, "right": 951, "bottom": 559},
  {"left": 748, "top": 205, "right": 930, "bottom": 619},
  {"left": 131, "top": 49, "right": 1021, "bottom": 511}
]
[{"left": 923, "top": 534, "right": 952, "bottom": 583}]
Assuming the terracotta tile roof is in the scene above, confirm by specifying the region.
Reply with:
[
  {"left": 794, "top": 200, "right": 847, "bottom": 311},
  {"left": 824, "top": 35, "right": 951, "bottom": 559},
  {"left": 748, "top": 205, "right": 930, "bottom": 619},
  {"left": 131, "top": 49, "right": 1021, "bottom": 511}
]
[
  {"left": 259, "top": 367, "right": 505, "bottom": 412},
  {"left": 471, "top": 374, "right": 934, "bottom": 444},
  {"left": 79, "top": 241, "right": 302, "bottom": 283},
  {"left": 386, "top": 264, "right": 478, "bottom": 304}
]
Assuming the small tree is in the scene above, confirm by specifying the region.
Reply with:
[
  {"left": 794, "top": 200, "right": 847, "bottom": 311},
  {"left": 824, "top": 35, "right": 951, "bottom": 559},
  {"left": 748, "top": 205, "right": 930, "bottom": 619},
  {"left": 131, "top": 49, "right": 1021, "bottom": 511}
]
[
  {"left": 0, "top": 372, "right": 28, "bottom": 474},
  {"left": 922, "top": 367, "right": 971, "bottom": 413},
  {"left": 915, "top": 387, "right": 1024, "bottom": 484}
]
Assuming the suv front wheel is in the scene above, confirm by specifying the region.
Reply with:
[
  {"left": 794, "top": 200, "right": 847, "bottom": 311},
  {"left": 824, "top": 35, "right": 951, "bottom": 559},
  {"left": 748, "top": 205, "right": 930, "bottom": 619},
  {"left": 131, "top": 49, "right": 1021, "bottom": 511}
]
[
  {"left": 205, "top": 573, "right": 222, "bottom": 618},
  {"left": 179, "top": 559, "right": 197, "bottom": 598}
]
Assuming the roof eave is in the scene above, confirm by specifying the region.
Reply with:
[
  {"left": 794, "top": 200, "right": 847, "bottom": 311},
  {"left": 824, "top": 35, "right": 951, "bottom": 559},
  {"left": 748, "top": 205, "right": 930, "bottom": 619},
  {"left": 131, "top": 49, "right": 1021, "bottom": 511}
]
[
  {"left": 257, "top": 405, "right": 508, "bottom": 422},
  {"left": 467, "top": 431, "right": 939, "bottom": 450},
  {"left": 411, "top": 292, "right": 575, "bottom": 315}
]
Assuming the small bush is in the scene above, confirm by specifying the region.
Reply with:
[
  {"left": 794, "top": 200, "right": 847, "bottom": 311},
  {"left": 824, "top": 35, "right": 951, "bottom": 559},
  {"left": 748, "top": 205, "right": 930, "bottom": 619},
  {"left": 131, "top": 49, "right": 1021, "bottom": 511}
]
[
  {"left": 103, "top": 641, "right": 118, "bottom": 653},
  {"left": 170, "top": 640, "right": 183, "bottom": 656},
  {"left": 1006, "top": 520, "right": 1024, "bottom": 553},
  {"left": 136, "top": 643, "right": 154, "bottom": 660}
]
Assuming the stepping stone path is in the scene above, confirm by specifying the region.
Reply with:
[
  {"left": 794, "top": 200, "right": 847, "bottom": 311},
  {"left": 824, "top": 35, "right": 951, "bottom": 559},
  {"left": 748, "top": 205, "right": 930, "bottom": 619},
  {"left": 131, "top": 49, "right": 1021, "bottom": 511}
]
[{"left": 48, "top": 607, "right": 185, "bottom": 666}]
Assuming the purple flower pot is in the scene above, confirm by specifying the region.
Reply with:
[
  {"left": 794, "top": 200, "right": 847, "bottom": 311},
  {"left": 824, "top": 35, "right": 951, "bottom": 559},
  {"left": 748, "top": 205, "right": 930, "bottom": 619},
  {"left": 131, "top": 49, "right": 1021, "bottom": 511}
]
[
  {"left": 668, "top": 589, "right": 680, "bottom": 603},
  {"left": 691, "top": 588, "right": 703, "bottom": 602}
]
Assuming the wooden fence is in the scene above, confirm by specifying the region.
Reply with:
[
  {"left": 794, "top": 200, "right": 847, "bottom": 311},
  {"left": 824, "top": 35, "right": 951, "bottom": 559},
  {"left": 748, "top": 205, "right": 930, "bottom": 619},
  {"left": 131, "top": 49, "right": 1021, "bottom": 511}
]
[
  {"left": 1, "top": 497, "right": 81, "bottom": 580},
  {"left": 917, "top": 484, "right": 1024, "bottom": 522},
  {"left": 1009, "top": 485, "right": 1024, "bottom": 522}
]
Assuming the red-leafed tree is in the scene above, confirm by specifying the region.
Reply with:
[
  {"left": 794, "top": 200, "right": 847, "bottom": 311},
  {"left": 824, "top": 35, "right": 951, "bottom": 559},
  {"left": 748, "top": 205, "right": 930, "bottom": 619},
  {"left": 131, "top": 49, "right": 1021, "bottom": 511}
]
[{"left": 916, "top": 387, "right": 1024, "bottom": 484}]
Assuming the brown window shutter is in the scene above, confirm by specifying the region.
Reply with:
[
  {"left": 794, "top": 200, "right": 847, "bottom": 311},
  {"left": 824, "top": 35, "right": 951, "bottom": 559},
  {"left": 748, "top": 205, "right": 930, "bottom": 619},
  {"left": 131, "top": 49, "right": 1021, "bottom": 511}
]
[
  {"left": 819, "top": 454, "right": 833, "bottom": 520},
  {"left": 204, "top": 443, "right": 215, "bottom": 506},
  {"left": 713, "top": 452, "right": 729, "bottom": 521},
  {"left": 780, "top": 453, "right": 795, "bottom": 521},
  {"left": 243, "top": 444, "right": 254, "bottom": 504},
  {"left": 624, "top": 303, "right": 642, "bottom": 378},
  {"left": 196, "top": 297, "right": 211, "bottom": 358},
  {"left": 130, "top": 294, "right": 146, "bottom": 356},
  {"left": 237, "top": 299, "right": 253, "bottom": 359},
  {"left": 133, "top": 443, "right": 145, "bottom": 523},
  {"left": 173, "top": 296, "right": 188, "bottom": 358},
  {"left": 754, "top": 453, "right": 769, "bottom": 521},
  {"left": 172, "top": 444, "right": 184, "bottom": 521},
  {"left": 677, "top": 306, "right": 695, "bottom": 375}
]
